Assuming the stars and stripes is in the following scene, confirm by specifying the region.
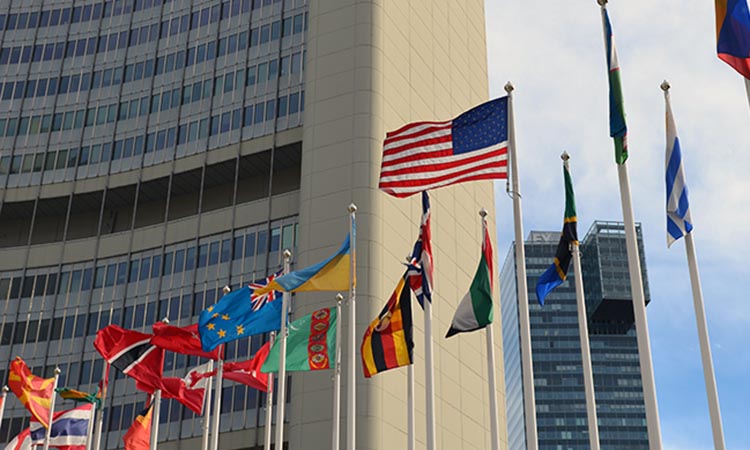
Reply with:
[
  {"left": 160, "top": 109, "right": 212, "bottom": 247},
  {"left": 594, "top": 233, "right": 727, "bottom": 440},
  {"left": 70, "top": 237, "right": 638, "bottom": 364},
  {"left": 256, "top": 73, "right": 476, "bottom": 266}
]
[
  {"left": 406, "top": 191, "right": 433, "bottom": 308},
  {"left": 378, "top": 97, "right": 509, "bottom": 198},
  {"left": 249, "top": 271, "right": 281, "bottom": 311},
  {"left": 665, "top": 94, "right": 693, "bottom": 247}
]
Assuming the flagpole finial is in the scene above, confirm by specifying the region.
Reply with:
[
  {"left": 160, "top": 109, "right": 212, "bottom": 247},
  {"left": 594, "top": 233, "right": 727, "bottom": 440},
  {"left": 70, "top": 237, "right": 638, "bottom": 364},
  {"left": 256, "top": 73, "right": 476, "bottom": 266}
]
[
  {"left": 561, "top": 151, "right": 571, "bottom": 162},
  {"left": 54, "top": 366, "right": 61, "bottom": 375},
  {"left": 161, "top": 317, "right": 170, "bottom": 323},
  {"left": 504, "top": 82, "right": 514, "bottom": 93},
  {"left": 336, "top": 293, "right": 344, "bottom": 303},
  {"left": 1, "top": 385, "right": 8, "bottom": 393},
  {"left": 347, "top": 203, "right": 357, "bottom": 213},
  {"left": 660, "top": 80, "right": 671, "bottom": 92},
  {"left": 283, "top": 249, "right": 293, "bottom": 259},
  {"left": 222, "top": 286, "right": 231, "bottom": 294},
  {"left": 479, "top": 208, "right": 488, "bottom": 218},
  {"left": 597, "top": 0, "right": 607, "bottom": 6}
]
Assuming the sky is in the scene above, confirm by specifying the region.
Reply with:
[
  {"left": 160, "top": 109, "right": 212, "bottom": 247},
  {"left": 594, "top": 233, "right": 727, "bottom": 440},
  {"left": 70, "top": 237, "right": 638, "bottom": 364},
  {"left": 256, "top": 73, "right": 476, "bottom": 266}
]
[{"left": 484, "top": 1, "right": 749, "bottom": 449}]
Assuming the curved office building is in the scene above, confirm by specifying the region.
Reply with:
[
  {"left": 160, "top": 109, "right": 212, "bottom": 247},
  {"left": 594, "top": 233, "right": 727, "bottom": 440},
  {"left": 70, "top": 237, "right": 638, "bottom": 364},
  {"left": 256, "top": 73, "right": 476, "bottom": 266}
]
[{"left": 0, "top": 1, "right": 502, "bottom": 449}]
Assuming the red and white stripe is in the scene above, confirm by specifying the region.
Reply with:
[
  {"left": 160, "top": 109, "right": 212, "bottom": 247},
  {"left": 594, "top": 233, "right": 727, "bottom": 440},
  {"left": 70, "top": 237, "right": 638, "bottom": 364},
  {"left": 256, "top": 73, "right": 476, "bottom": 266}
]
[{"left": 379, "top": 120, "right": 508, "bottom": 198}]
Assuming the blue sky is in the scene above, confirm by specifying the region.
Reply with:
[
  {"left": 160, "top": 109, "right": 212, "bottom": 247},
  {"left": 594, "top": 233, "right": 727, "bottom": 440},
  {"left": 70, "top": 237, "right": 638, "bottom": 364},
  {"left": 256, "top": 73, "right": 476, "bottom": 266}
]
[{"left": 485, "top": 1, "right": 749, "bottom": 449}]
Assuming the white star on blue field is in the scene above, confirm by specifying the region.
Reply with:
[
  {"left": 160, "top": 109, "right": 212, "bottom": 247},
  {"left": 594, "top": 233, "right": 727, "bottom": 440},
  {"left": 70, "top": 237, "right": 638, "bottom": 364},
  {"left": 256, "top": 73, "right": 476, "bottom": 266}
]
[{"left": 486, "top": 1, "right": 750, "bottom": 449}]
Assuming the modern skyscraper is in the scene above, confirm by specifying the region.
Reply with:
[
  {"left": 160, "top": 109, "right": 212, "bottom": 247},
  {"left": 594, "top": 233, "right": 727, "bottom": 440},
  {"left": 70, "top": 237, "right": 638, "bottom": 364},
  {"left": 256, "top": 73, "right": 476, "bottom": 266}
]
[
  {"left": 501, "top": 221, "right": 651, "bottom": 450},
  {"left": 0, "top": 1, "right": 501, "bottom": 449}
]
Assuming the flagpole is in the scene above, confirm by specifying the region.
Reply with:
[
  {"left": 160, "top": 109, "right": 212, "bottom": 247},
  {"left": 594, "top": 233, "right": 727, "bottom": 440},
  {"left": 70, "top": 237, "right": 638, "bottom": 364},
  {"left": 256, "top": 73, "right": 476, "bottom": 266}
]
[
  {"left": 744, "top": 78, "right": 750, "bottom": 112},
  {"left": 346, "top": 204, "right": 357, "bottom": 450},
  {"left": 479, "top": 209, "right": 501, "bottom": 450},
  {"left": 504, "top": 81, "right": 539, "bottom": 450},
  {"left": 332, "top": 294, "right": 344, "bottom": 450},
  {"left": 92, "top": 363, "right": 109, "bottom": 450},
  {"left": 42, "top": 367, "right": 61, "bottom": 450},
  {"left": 275, "top": 249, "right": 293, "bottom": 449},
  {"left": 85, "top": 403, "right": 96, "bottom": 450},
  {"left": 211, "top": 344, "right": 226, "bottom": 450},
  {"left": 407, "top": 365, "right": 415, "bottom": 450},
  {"left": 661, "top": 81, "right": 726, "bottom": 450},
  {"left": 201, "top": 360, "right": 214, "bottom": 450},
  {"left": 149, "top": 389, "right": 161, "bottom": 450},
  {"left": 562, "top": 153, "right": 601, "bottom": 450},
  {"left": 596, "top": 3, "right": 663, "bottom": 448},
  {"left": 0, "top": 386, "right": 7, "bottom": 427},
  {"left": 264, "top": 332, "right": 275, "bottom": 450}
]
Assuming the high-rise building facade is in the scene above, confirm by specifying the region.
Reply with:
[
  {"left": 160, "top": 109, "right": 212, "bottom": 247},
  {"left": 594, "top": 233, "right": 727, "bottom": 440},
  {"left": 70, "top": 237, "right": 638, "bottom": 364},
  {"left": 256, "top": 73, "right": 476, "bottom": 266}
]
[
  {"left": 501, "top": 221, "right": 651, "bottom": 450},
  {"left": 0, "top": 1, "right": 502, "bottom": 449}
]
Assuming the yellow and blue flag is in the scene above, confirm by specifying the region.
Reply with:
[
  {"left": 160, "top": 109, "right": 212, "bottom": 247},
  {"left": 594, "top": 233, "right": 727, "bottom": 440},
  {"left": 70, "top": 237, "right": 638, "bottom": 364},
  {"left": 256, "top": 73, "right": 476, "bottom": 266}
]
[
  {"left": 536, "top": 163, "right": 578, "bottom": 306},
  {"left": 253, "top": 233, "right": 353, "bottom": 296},
  {"left": 198, "top": 273, "right": 283, "bottom": 352}
]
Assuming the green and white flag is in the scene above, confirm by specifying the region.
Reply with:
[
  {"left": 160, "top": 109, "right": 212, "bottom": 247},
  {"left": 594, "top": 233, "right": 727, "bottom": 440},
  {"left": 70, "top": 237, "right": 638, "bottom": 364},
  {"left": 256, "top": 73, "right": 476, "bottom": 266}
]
[
  {"left": 446, "top": 220, "right": 494, "bottom": 337},
  {"left": 261, "top": 307, "right": 337, "bottom": 372}
]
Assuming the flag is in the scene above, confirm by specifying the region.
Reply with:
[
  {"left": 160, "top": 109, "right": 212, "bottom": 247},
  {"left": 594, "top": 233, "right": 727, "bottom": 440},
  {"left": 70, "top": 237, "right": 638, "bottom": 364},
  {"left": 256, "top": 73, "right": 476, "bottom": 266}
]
[
  {"left": 222, "top": 342, "right": 271, "bottom": 391},
  {"left": 7, "top": 357, "right": 55, "bottom": 428},
  {"left": 665, "top": 96, "right": 693, "bottom": 247},
  {"left": 262, "top": 307, "right": 337, "bottom": 373},
  {"left": 446, "top": 217, "right": 494, "bottom": 337},
  {"left": 192, "top": 343, "right": 271, "bottom": 392},
  {"left": 716, "top": 0, "right": 750, "bottom": 78},
  {"left": 361, "top": 276, "right": 414, "bottom": 378},
  {"left": 406, "top": 191, "right": 433, "bottom": 308},
  {"left": 123, "top": 404, "right": 152, "bottom": 450},
  {"left": 253, "top": 234, "right": 353, "bottom": 296},
  {"left": 378, "top": 97, "right": 509, "bottom": 198},
  {"left": 536, "top": 163, "right": 578, "bottom": 306},
  {"left": 93, "top": 325, "right": 164, "bottom": 394},
  {"left": 55, "top": 387, "right": 101, "bottom": 409},
  {"left": 161, "top": 363, "right": 212, "bottom": 415},
  {"left": 151, "top": 322, "right": 222, "bottom": 360},
  {"left": 29, "top": 403, "right": 92, "bottom": 449},
  {"left": 198, "top": 274, "right": 284, "bottom": 352},
  {"left": 3, "top": 429, "right": 32, "bottom": 450},
  {"left": 602, "top": 6, "right": 628, "bottom": 164}
]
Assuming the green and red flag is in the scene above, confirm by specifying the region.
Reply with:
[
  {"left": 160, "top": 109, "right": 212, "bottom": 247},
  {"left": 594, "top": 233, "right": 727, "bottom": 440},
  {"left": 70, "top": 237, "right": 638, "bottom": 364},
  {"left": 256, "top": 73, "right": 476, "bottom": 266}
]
[
  {"left": 446, "top": 218, "right": 494, "bottom": 337},
  {"left": 602, "top": 5, "right": 628, "bottom": 164},
  {"left": 261, "top": 307, "right": 337, "bottom": 373}
]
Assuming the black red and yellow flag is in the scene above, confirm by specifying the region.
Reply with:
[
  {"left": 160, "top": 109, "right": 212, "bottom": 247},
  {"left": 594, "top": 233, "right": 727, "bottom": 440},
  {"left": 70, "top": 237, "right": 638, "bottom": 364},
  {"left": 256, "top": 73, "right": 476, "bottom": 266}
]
[{"left": 361, "top": 276, "right": 414, "bottom": 378}]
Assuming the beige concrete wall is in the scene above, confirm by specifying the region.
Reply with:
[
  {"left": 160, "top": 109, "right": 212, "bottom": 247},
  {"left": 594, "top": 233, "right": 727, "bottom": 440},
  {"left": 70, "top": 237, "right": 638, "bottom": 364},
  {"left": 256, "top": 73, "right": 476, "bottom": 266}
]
[{"left": 294, "top": 1, "right": 506, "bottom": 449}]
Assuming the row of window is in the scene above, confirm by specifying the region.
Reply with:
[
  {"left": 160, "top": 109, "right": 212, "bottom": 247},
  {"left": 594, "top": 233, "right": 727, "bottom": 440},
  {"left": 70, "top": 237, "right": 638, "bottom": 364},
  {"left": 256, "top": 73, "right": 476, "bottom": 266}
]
[
  {"left": 0, "top": 0, "right": 169, "bottom": 32},
  {"left": 0, "top": 15, "right": 305, "bottom": 103},
  {"left": 0, "top": 89, "right": 303, "bottom": 176},
  {"left": 0, "top": 10, "right": 305, "bottom": 67},
  {"left": 0, "top": 51, "right": 302, "bottom": 139},
  {"left": 0, "top": 223, "right": 295, "bottom": 300}
]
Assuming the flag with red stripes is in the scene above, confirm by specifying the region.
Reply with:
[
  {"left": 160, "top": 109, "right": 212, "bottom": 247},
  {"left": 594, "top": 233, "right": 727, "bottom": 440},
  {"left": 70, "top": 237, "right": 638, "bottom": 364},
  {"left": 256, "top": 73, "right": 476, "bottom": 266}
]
[
  {"left": 378, "top": 97, "right": 509, "bottom": 198},
  {"left": 406, "top": 191, "right": 433, "bottom": 308}
]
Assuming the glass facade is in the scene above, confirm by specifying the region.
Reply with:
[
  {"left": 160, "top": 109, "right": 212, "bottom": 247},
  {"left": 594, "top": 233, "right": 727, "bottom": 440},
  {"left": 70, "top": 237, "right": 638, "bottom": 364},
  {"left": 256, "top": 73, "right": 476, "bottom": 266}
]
[
  {"left": 0, "top": 0, "right": 307, "bottom": 448},
  {"left": 501, "top": 221, "right": 651, "bottom": 450}
]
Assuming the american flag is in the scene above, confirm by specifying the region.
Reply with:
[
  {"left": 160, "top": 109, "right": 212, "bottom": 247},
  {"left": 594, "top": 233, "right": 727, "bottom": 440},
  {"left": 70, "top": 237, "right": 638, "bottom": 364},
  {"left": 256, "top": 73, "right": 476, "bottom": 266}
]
[
  {"left": 249, "top": 271, "right": 281, "bottom": 311},
  {"left": 406, "top": 191, "right": 433, "bottom": 308},
  {"left": 379, "top": 97, "right": 509, "bottom": 198}
]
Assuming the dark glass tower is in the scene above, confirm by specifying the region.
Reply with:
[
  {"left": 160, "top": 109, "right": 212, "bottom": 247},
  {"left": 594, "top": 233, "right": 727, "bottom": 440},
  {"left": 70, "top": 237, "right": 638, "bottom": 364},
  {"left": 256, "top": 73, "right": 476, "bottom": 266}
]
[{"left": 501, "top": 221, "right": 651, "bottom": 450}]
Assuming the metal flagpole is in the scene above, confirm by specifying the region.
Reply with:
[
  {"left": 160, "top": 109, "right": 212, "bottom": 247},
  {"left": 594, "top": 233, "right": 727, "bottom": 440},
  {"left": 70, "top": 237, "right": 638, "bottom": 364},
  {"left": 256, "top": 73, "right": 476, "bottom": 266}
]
[
  {"left": 596, "top": 3, "right": 663, "bottom": 447},
  {"left": 149, "top": 390, "right": 161, "bottom": 450},
  {"left": 210, "top": 355, "right": 224, "bottom": 450},
  {"left": 346, "top": 204, "right": 357, "bottom": 450},
  {"left": 661, "top": 82, "right": 726, "bottom": 450},
  {"left": 43, "top": 368, "right": 61, "bottom": 450},
  {"left": 504, "top": 81, "right": 538, "bottom": 450},
  {"left": 407, "top": 365, "right": 415, "bottom": 450},
  {"left": 85, "top": 403, "right": 96, "bottom": 450},
  {"left": 424, "top": 299, "right": 436, "bottom": 450},
  {"left": 264, "top": 332, "right": 276, "bottom": 450},
  {"left": 0, "top": 386, "right": 8, "bottom": 427},
  {"left": 332, "top": 294, "right": 344, "bottom": 450},
  {"left": 479, "top": 209, "right": 501, "bottom": 450},
  {"left": 92, "top": 364, "right": 109, "bottom": 450},
  {"left": 745, "top": 78, "right": 750, "bottom": 112},
  {"left": 562, "top": 153, "right": 601, "bottom": 450},
  {"left": 275, "top": 250, "right": 293, "bottom": 449},
  {"left": 201, "top": 360, "right": 214, "bottom": 450}
]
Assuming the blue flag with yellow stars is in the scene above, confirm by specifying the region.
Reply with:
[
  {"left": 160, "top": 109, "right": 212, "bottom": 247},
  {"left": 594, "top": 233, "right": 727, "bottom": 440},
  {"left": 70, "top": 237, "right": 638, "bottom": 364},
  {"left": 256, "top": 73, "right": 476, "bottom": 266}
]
[{"left": 198, "top": 280, "right": 282, "bottom": 352}]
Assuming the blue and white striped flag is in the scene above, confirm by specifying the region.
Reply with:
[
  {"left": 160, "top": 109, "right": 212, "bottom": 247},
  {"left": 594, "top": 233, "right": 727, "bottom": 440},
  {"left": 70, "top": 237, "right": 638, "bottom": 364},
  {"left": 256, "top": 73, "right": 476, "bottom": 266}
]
[{"left": 665, "top": 96, "right": 693, "bottom": 247}]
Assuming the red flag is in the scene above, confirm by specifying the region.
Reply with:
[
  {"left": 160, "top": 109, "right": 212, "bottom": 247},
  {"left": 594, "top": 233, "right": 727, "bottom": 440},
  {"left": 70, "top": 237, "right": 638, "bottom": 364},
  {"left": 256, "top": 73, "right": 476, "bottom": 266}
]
[
  {"left": 151, "top": 323, "right": 222, "bottom": 360},
  {"left": 192, "top": 343, "right": 270, "bottom": 392},
  {"left": 123, "top": 404, "right": 152, "bottom": 450},
  {"left": 7, "top": 357, "right": 55, "bottom": 428},
  {"left": 161, "top": 363, "right": 213, "bottom": 415},
  {"left": 93, "top": 325, "right": 164, "bottom": 393}
]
